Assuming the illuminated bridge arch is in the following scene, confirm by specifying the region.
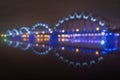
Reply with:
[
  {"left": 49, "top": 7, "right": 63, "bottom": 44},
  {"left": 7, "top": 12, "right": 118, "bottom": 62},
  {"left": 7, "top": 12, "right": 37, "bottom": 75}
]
[
  {"left": 19, "top": 27, "right": 30, "bottom": 34},
  {"left": 54, "top": 12, "right": 109, "bottom": 33},
  {"left": 6, "top": 30, "right": 12, "bottom": 36},
  {"left": 54, "top": 46, "right": 105, "bottom": 67},
  {"left": 12, "top": 29, "right": 19, "bottom": 36},
  {"left": 7, "top": 40, "right": 13, "bottom": 46},
  {"left": 19, "top": 43, "right": 31, "bottom": 51},
  {"left": 31, "top": 22, "right": 52, "bottom": 34},
  {"left": 31, "top": 44, "right": 52, "bottom": 56}
]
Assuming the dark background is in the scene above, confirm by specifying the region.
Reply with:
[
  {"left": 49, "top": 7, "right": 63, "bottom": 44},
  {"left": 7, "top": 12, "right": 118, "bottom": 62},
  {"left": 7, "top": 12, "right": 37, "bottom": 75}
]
[{"left": 0, "top": 0, "right": 120, "bottom": 33}]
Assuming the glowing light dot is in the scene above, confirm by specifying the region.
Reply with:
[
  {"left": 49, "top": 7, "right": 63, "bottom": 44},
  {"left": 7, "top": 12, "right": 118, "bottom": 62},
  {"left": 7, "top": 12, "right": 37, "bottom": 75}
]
[
  {"left": 22, "top": 34, "right": 27, "bottom": 38},
  {"left": 62, "top": 30, "right": 65, "bottom": 33},
  {"left": 37, "top": 35, "right": 40, "bottom": 37},
  {"left": 101, "top": 40, "right": 105, "bottom": 45},
  {"left": 101, "top": 32, "right": 105, "bottom": 35},
  {"left": 37, "top": 38, "right": 40, "bottom": 41},
  {"left": 4, "top": 38, "right": 7, "bottom": 42},
  {"left": 58, "top": 34, "right": 61, "bottom": 37},
  {"left": 95, "top": 51, "right": 99, "bottom": 55},
  {"left": 50, "top": 31, "right": 53, "bottom": 33},
  {"left": 23, "top": 38, "right": 27, "bottom": 41},
  {"left": 4, "top": 34, "right": 7, "bottom": 37},
  {"left": 75, "top": 48, "right": 79, "bottom": 53},
  {"left": 96, "top": 27, "right": 100, "bottom": 31},
  {"left": 42, "top": 31, "right": 45, "bottom": 34},
  {"left": 62, "top": 34, "right": 65, "bottom": 37},
  {"left": 62, "top": 47, "right": 65, "bottom": 50},
  {"left": 61, "top": 39, "right": 65, "bottom": 42},
  {"left": 76, "top": 29, "right": 79, "bottom": 32},
  {"left": 35, "top": 43, "right": 39, "bottom": 47},
  {"left": 35, "top": 31, "right": 39, "bottom": 35},
  {"left": 1, "top": 34, "right": 4, "bottom": 37}
]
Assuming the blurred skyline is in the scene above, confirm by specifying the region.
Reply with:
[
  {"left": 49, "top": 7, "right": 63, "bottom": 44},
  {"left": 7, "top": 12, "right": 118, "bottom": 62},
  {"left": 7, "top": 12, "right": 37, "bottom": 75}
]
[{"left": 0, "top": 0, "right": 120, "bottom": 33}]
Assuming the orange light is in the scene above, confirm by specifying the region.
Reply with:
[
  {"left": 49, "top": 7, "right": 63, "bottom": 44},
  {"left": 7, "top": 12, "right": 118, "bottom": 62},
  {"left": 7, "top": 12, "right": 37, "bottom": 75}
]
[
  {"left": 35, "top": 31, "right": 39, "bottom": 35},
  {"left": 1, "top": 34, "right": 4, "bottom": 37},
  {"left": 58, "top": 34, "right": 61, "bottom": 37},
  {"left": 76, "top": 29, "right": 79, "bottom": 32},
  {"left": 96, "top": 27, "right": 100, "bottom": 31},
  {"left": 23, "top": 38, "right": 27, "bottom": 41},
  {"left": 75, "top": 48, "right": 79, "bottom": 52},
  {"left": 35, "top": 43, "right": 39, "bottom": 47},
  {"left": 37, "top": 38, "right": 40, "bottom": 41},
  {"left": 22, "top": 34, "right": 27, "bottom": 37},
  {"left": 95, "top": 51, "right": 99, "bottom": 55},
  {"left": 40, "top": 35, "right": 43, "bottom": 37}
]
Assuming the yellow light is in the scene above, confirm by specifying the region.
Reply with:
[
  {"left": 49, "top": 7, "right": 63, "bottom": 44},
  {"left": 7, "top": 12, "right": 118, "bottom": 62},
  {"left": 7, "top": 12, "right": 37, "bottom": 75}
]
[
  {"left": 40, "top": 35, "right": 43, "bottom": 37},
  {"left": 96, "top": 27, "right": 100, "bottom": 31},
  {"left": 35, "top": 31, "right": 39, "bottom": 35},
  {"left": 37, "top": 38, "right": 40, "bottom": 41},
  {"left": 35, "top": 43, "right": 39, "bottom": 47},
  {"left": 95, "top": 51, "right": 99, "bottom": 55},
  {"left": 75, "top": 48, "right": 79, "bottom": 53},
  {"left": 76, "top": 29, "right": 79, "bottom": 32}
]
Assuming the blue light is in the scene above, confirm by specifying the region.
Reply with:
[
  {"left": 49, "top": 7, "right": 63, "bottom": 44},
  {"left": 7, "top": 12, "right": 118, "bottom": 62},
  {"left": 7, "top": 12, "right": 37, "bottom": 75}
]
[
  {"left": 55, "top": 23, "right": 60, "bottom": 27},
  {"left": 76, "top": 13, "right": 82, "bottom": 19},
  {"left": 59, "top": 19, "right": 64, "bottom": 24},
  {"left": 109, "top": 33, "right": 112, "bottom": 35},
  {"left": 99, "top": 21, "right": 105, "bottom": 26},
  {"left": 69, "top": 15, "right": 75, "bottom": 19},
  {"left": 64, "top": 17, "right": 69, "bottom": 21},
  {"left": 91, "top": 17, "right": 96, "bottom": 22},
  {"left": 83, "top": 15, "right": 89, "bottom": 19}
]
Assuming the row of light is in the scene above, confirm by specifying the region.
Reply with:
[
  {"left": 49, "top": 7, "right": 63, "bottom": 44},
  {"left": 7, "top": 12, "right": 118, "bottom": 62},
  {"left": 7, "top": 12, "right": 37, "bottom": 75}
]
[
  {"left": 58, "top": 39, "right": 105, "bottom": 45},
  {"left": 60, "top": 46, "right": 99, "bottom": 55},
  {"left": 58, "top": 32, "right": 119, "bottom": 38},
  {"left": 56, "top": 27, "right": 101, "bottom": 33}
]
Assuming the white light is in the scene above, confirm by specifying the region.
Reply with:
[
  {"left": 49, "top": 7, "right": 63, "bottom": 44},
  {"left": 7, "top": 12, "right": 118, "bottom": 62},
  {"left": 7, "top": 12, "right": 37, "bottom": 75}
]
[
  {"left": 62, "top": 47, "right": 65, "bottom": 50},
  {"left": 62, "top": 30, "right": 65, "bottom": 33},
  {"left": 50, "top": 31, "right": 53, "bottom": 33},
  {"left": 101, "top": 32, "right": 105, "bottom": 35},
  {"left": 115, "top": 33, "right": 119, "bottom": 36},
  {"left": 101, "top": 40, "right": 105, "bottom": 45}
]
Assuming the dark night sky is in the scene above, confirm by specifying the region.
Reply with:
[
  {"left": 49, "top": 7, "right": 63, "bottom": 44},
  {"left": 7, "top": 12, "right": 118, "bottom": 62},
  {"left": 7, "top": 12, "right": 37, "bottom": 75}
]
[{"left": 0, "top": 0, "right": 120, "bottom": 33}]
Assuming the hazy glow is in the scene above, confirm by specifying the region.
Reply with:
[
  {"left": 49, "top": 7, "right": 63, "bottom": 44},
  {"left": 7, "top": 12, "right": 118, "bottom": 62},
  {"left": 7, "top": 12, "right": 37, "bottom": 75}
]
[
  {"left": 75, "top": 48, "right": 79, "bottom": 52},
  {"left": 96, "top": 27, "right": 100, "bottom": 31}
]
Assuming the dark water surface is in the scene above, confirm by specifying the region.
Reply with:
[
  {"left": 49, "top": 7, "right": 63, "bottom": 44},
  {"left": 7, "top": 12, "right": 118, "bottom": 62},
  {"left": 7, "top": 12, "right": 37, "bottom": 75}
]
[{"left": 0, "top": 39, "right": 120, "bottom": 79}]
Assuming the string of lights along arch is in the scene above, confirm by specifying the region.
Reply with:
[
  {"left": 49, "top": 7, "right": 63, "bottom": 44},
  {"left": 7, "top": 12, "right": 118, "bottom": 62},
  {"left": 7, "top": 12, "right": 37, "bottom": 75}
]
[{"left": 0, "top": 12, "right": 119, "bottom": 50}]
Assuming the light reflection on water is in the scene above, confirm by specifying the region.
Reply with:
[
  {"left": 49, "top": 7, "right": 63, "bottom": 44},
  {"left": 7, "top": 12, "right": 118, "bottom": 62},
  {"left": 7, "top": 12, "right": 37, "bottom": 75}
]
[{"left": 3, "top": 38, "right": 120, "bottom": 68}]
